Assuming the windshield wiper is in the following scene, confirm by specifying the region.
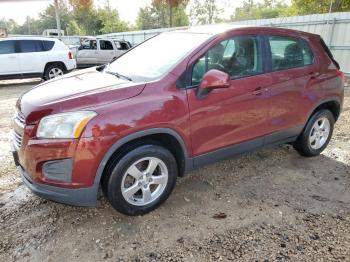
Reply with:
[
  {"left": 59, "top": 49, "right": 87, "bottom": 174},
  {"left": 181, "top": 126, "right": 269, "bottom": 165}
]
[{"left": 105, "top": 70, "right": 132, "bottom": 81}]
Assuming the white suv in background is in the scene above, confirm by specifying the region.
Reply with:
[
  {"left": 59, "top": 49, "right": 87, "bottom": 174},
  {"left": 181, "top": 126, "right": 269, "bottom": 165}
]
[{"left": 0, "top": 37, "right": 76, "bottom": 80}]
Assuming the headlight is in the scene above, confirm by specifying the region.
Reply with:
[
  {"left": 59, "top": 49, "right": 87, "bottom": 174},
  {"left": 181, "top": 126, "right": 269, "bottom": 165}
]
[{"left": 37, "top": 111, "right": 97, "bottom": 139}]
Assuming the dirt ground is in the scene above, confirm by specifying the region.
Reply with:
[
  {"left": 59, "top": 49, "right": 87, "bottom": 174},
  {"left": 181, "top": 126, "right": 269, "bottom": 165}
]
[{"left": 0, "top": 79, "right": 349, "bottom": 262}]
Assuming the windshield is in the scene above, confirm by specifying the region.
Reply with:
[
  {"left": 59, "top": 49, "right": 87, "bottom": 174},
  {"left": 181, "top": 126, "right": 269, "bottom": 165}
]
[{"left": 106, "top": 32, "right": 211, "bottom": 82}]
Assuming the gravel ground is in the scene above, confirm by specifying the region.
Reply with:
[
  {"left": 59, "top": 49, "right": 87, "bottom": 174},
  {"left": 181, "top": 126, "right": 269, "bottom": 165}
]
[{"left": 0, "top": 79, "right": 349, "bottom": 262}]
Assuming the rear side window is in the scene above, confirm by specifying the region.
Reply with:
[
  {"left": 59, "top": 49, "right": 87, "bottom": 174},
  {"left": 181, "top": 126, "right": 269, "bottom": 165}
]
[
  {"left": 268, "top": 36, "right": 314, "bottom": 71},
  {"left": 42, "top": 40, "right": 55, "bottom": 51},
  {"left": 100, "top": 40, "right": 113, "bottom": 50},
  {"left": 115, "top": 41, "right": 129, "bottom": 50},
  {"left": 0, "top": 40, "right": 16, "bottom": 54},
  {"left": 19, "top": 40, "right": 43, "bottom": 53}
]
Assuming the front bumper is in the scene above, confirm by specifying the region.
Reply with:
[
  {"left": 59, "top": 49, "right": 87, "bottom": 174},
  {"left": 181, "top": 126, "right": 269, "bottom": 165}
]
[{"left": 19, "top": 165, "right": 98, "bottom": 207}]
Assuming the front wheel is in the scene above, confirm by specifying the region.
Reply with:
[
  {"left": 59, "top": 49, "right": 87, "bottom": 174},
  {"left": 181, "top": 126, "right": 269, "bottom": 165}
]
[
  {"left": 104, "top": 144, "right": 178, "bottom": 215},
  {"left": 293, "top": 109, "right": 334, "bottom": 157}
]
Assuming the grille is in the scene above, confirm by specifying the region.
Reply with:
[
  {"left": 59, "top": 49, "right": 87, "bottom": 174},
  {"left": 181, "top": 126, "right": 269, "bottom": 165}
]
[
  {"left": 13, "top": 131, "right": 23, "bottom": 150},
  {"left": 13, "top": 110, "right": 25, "bottom": 150},
  {"left": 14, "top": 111, "right": 25, "bottom": 128}
]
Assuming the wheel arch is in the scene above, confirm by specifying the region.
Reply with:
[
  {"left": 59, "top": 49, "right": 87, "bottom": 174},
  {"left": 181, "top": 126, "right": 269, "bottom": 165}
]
[
  {"left": 307, "top": 97, "right": 341, "bottom": 123},
  {"left": 43, "top": 61, "right": 67, "bottom": 75},
  {"left": 94, "top": 128, "right": 192, "bottom": 188}
]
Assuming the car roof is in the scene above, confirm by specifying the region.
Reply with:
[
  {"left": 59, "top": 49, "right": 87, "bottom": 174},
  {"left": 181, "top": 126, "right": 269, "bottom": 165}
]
[
  {"left": 0, "top": 36, "right": 59, "bottom": 41},
  {"left": 171, "top": 24, "right": 317, "bottom": 37}
]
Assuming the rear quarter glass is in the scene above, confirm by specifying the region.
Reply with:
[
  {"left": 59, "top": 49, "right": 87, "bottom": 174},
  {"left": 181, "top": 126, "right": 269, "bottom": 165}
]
[{"left": 42, "top": 40, "right": 55, "bottom": 51}]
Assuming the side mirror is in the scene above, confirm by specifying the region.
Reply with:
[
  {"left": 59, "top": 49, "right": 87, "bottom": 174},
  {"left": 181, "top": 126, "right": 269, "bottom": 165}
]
[
  {"left": 78, "top": 45, "right": 83, "bottom": 50},
  {"left": 197, "top": 69, "right": 230, "bottom": 98}
]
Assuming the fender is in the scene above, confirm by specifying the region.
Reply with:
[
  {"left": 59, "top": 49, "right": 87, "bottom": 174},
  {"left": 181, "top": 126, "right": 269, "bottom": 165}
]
[
  {"left": 93, "top": 128, "right": 193, "bottom": 188},
  {"left": 303, "top": 96, "right": 342, "bottom": 129}
]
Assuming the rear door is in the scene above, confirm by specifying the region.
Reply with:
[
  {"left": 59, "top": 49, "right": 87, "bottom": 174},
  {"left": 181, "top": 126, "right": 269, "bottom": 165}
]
[
  {"left": 114, "top": 40, "right": 130, "bottom": 57},
  {"left": 17, "top": 40, "right": 48, "bottom": 74},
  {"left": 263, "top": 35, "right": 319, "bottom": 142},
  {"left": 0, "top": 40, "right": 20, "bottom": 75},
  {"left": 98, "top": 40, "right": 115, "bottom": 64}
]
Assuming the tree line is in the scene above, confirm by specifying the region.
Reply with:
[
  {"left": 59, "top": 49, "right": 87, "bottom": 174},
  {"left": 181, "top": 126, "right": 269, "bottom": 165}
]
[{"left": 1, "top": 0, "right": 349, "bottom": 36}]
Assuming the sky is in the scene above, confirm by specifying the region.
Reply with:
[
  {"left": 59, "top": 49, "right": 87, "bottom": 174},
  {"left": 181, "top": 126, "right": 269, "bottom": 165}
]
[{"left": 0, "top": 0, "right": 291, "bottom": 26}]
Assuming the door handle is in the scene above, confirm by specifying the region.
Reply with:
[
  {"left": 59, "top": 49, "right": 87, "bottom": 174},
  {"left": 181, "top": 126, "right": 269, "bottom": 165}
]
[
  {"left": 252, "top": 87, "right": 263, "bottom": 96},
  {"left": 8, "top": 56, "right": 16, "bottom": 59},
  {"left": 309, "top": 71, "right": 319, "bottom": 79},
  {"left": 279, "top": 76, "right": 291, "bottom": 81}
]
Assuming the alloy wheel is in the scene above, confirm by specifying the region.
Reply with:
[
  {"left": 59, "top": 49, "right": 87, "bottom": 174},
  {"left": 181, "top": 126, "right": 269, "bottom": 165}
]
[
  {"left": 48, "top": 68, "right": 64, "bottom": 79},
  {"left": 309, "top": 116, "right": 330, "bottom": 150},
  {"left": 121, "top": 157, "right": 168, "bottom": 206}
]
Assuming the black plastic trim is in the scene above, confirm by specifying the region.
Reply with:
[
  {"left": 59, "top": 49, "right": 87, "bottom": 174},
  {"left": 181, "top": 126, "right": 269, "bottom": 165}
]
[
  {"left": 94, "top": 128, "right": 192, "bottom": 185},
  {"left": 19, "top": 166, "right": 97, "bottom": 207}
]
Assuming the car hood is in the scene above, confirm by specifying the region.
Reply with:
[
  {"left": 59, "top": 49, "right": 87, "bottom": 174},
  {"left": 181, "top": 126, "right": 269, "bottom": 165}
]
[{"left": 18, "top": 68, "right": 146, "bottom": 124}]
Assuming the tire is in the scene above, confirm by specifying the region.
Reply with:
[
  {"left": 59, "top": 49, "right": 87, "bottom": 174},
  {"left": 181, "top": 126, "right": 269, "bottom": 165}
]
[
  {"left": 43, "top": 63, "right": 66, "bottom": 80},
  {"left": 293, "top": 109, "right": 334, "bottom": 157},
  {"left": 104, "top": 144, "right": 178, "bottom": 215}
]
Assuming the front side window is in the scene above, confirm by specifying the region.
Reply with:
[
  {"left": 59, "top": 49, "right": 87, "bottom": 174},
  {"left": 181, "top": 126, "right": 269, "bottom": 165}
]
[
  {"left": 0, "top": 40, "right": 16, "bottom": 54},
  {"left": 80, "top": 40, "right": 97, "bottom": 50},
  {"left": 19, "top": 40, "right": 43, "bottom": 53},
  {"left": 100, "top": 40, "right": 113, "bottom": 50},
  {"left": 191, "top": 36, "right": 262, "bottom": 86},
  {"left": 268, "top": 36, "right": 314, "bottom": 71}
]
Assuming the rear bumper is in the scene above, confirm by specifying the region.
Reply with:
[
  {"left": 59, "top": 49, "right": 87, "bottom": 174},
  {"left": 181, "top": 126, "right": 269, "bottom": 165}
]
[
  {"left": 19, "top": 165, "right": 98, "bottom": 207},
  {"left": 64, "top": 59, "right": 77, "bottom": 71}
]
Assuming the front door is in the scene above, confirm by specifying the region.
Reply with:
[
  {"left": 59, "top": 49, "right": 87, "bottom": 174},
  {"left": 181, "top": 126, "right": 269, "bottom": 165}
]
[
  {"left": 0, "top": 40, "right": 20, "bottom": 75},
  {"left": 187, "top": 35, "right": 271, "bottom": 157},
  {"left": 98, "top": 40, "right": 115, "bottom": 64}
]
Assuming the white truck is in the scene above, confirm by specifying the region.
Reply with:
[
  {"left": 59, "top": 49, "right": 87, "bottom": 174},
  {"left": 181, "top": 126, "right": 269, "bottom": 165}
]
[{"left": 76, "top": 37, "right": 132, "bottom": 68}]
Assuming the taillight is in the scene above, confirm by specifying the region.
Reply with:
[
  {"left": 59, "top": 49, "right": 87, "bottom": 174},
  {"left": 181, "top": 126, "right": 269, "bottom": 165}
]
[
  {"left": 336, "top": 70, "right": 345, "bottom": 83},
  {"left": 68, "top": 51, "right": 73, "bottom": 59}
]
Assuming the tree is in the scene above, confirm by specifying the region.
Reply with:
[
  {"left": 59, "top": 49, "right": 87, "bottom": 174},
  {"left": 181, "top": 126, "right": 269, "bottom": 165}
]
[
  {"left": 189, "top": 0, "right": 223, "bottom": 25},
  {"left": 97, "top": 6, "right": 129, "bottom": 34},
  {"left": 38, "top": 0, "right": 72, "bottom": 34},
  {"left": 66, "top": 20, "right": 85, "bottom": 35},
  {"left": 231, "top": 0, "right": 289, "bottom": 21},
  {"left": 136, "top": 7, "right": 159, "bottom": 30},
  {"left": 0, "top": 18, "right": 20, "bottom": 34},
  {"left": 289, "top": 0, "right": 350, "bottom": 15},
  {"left": 136, "top": 0, "right": 189, "bottom": 30}
]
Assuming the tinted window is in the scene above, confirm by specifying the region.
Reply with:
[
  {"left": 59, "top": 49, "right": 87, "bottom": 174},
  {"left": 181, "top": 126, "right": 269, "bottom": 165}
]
[
  {"left": 115, "top": 41, "right": 129, "bottom": 50},
  {"left": 19, "top": 40, "right": 43, "bottom": 53},
  {"left": 100, "top": 40, "right": 113, "bottom": 50},
  {"left": 268, "top": 36, "right": 313, "bottom": 71},
  {"left": 42, "top": 40, "right": 55, "bottom": 51},
  {"left": 0, "top": 40, "right": 16, "bottom": 54},
  {"left": 192, "top": 36, "right": 262, "bottom": 85}
]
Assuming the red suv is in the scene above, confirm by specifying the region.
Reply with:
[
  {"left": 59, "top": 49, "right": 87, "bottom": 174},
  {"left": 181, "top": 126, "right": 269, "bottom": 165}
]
[{"left": 12, "top": 25, "right": 344, "bottom": 215}]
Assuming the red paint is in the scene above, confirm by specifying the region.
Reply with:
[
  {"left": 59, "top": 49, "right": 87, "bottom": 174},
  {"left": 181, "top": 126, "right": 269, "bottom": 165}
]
[{"left": 15, "top": 26, "right": 345, "bottom": 189}]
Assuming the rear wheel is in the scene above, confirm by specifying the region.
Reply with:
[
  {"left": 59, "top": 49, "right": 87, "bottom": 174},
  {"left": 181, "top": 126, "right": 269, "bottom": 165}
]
[
  {"left": 104, "top": 144, "right": 178, "bottom": 215},
  {"left": 44, "top": 63, "right": 66, "bottom": 80},
  {"left": 293, "top": 109, "right": 334, "bottom": 157}
]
